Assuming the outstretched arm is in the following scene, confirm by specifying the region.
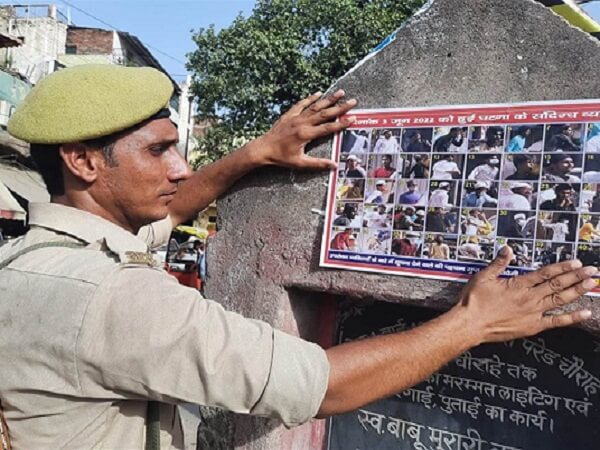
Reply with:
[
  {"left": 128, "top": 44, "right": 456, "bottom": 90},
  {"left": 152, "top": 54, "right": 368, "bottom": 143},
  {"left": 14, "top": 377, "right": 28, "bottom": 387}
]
[
  {"left": 167, "top": 90, "right": 356, "bottom": 226},
  {"left": 317, "top": 248, "right": 595, "bottom": 416}
]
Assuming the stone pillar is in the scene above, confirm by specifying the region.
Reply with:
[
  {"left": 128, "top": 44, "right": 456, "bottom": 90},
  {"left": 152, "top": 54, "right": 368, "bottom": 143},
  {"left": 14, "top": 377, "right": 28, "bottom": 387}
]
[{"left": 203, "top": 0, "right": 600, "bottom": 448}]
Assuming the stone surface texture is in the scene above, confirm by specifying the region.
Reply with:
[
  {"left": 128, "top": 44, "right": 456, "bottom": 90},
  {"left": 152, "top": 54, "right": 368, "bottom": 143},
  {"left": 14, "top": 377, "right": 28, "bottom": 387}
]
[{"left": 200, "top": 0, "right": 600, "bottom": 448}]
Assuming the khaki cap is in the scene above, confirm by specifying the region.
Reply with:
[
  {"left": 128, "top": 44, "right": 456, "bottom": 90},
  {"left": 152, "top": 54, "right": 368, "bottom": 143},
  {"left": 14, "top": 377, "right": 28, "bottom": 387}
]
[{"left": 8, "top": 64, "right": 173, "bottom": 144}]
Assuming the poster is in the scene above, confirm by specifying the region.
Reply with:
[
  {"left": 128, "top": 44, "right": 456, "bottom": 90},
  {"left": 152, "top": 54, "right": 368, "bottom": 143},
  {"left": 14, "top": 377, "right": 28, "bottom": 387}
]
[{"left": 320, "top": 100, "right": 600, "bottom": 293}]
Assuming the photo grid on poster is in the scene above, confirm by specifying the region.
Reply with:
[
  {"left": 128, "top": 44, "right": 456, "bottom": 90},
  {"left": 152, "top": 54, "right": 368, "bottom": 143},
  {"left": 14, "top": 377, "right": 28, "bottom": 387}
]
[{"left": 321, "top": 101, "right": 600, "bottom": 292}]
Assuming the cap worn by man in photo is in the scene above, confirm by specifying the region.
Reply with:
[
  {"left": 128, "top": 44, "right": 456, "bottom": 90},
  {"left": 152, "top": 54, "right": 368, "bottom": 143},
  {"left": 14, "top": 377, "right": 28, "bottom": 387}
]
[
  {"left": 346, "top": 154, "right": 360, "bottom": 162},
  {"left": 376, "top": 180, "right": 386, "bottom": 186},
  {"left": 511, "top": 182, "right": 533, "bottom": 191},
  {"left": 8, "top": 64, "right": 173, "bottom": 144}
]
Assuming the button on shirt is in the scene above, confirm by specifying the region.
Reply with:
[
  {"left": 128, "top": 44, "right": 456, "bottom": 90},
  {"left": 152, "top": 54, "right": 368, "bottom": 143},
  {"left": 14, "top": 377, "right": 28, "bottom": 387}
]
[{"left": 0, "top": 203, "right": 329, "bottom": 449}]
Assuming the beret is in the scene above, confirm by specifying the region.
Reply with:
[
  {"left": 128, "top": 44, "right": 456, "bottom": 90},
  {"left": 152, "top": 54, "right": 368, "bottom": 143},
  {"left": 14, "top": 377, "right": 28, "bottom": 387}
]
[{"left": 8, "top": 64, "right": 173, "bottom": 144}]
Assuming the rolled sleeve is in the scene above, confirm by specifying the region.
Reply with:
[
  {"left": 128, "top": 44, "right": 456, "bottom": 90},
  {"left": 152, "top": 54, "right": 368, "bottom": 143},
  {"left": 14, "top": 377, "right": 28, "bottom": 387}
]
[
  {"left": 136, "top": 215, "right": 173, "bottom": 249},
  {"left": 250, "top": 329, "right": 329, "bottom": 427}
]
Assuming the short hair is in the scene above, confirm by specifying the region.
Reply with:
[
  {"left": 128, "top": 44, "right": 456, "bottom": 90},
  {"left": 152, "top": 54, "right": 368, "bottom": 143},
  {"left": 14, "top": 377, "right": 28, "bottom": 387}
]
[
  {"left": 554, "top": 183, "right": 573, "bottom": 194},
  {"left": 30, "top": 133, "right": 120, "bottom": 196},
  {"left": 513, "top": 154, "right": 531, "bottom": 165}
]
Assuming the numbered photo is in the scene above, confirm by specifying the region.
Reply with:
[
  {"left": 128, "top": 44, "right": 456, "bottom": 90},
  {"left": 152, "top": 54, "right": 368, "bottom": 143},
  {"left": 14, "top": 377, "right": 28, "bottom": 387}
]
[
  {"left": 578, "top": 214, "right": 600, "bottom": 243},
  {"left": 462, "top": 180, "right": 498, "bottom": 208},
  {"left": 460, "top": 208, "right": 497, "bottom": 238},
  {"left": 429, "top": 180, "right": 461, "bottom": 208},
  {"left": 465, "top": 153, "right": 500, "bottom": 182},
  {"left": 422, "top": 233, "right": 458, "bottom": 260},
  {"left": 505, "top": 124, "right": 544, "bottom": 152},
  {"left": 362, "top": 204, "right": 393, "bottom": 229},
  {"left": 457, "top": 236, "right": 495, "bottom": 262},
  {"left": 583, "top": 153, "right": 600, "bottom": 182},
  {"left": 584, "top": 122, "right": 600, "bottom": 153},
  {"left": 338, "top": 154, "right": 367, "bottom": 178},
  {"left": 425, "top": 207, "right": 460, "bottom": 234},
  {"left": 393, "top": 205, "right": 426, "bottom": 231},
  {"left": 533, "top": 241, "right": 575, "bottom": 269},
  {"left": 498, "top": 181, "right": 538, "bottom": 211},
  {"left": 367, "top": 154, "right": 402, "bottom": 179},
  {"left": 543, "top": 123, "right": 584, "bottom": 152},
  {"left": 371, "top": 129, "right": 402, "bottom": 153},
  {"left": 340, "top": 128, "right": 372, "bottom": 154},
  {"left": 364, "top": 179, "right": 396, "bottom": 204},
  {"left": 468, "top": 125, "right": 505, "bottom": 152},
  {"left": 430, "top": 154, "right": 464, "bottom": 180},
  {"left": 495, "top": 238, "right": 534, "bottom": 268},
  {"left": 538, "top": 183, "right": 579, "bottom": 212},
  {"left": 397, "top": 179, "right": 429, "bottom": 206},
  {"left": 391, "top": 231, "right": 424, "bottom": 257},
  {"left": 541, "top": 153, "right": 582, "bottom": 183},
  {"left": 536, "top": 211, "right": 577, "bottom": 243},
  {"left": 580, "top": 183, "right": 600, "bottom": 213},
  {"left": 336, "top": 178, "right": 365, "bottom": 201},
  {"left": 329, "top": 227, "right": 361, "bottom": 252},
  {"left": 403, "top": 153, "right": 431, "bottom": 179},
  {"left": 496, "top": 210, "right": 536, "bottom": 239},
  {"left": 332, "top": 201, "right": 363, "bottom": 228},
  {"left": 576, "top": 242, "right": 600, "bottom": 269},
  {"left": 501, "top": 154, "right": 541, "bottom": 181},
  {"left": 400, "top": 127, "right": 433, "bottom": 153},
  {"left": 360, "top": 228, "right": 392, "bottom": 254},
  {"left": 432, "top": 126, "right": 468, "bottom": 152}
]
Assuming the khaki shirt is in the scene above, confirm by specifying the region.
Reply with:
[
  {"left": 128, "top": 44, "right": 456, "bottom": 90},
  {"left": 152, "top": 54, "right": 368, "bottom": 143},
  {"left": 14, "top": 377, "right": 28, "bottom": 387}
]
[{"left": 0, "top": 203, "right": 329, "bottom": 449}]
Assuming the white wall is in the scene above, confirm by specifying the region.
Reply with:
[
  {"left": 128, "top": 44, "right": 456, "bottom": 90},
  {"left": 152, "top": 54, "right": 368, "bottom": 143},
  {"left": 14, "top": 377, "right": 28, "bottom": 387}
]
[{"left": 7, "top": 16, "right": 67, "bottom": 84}]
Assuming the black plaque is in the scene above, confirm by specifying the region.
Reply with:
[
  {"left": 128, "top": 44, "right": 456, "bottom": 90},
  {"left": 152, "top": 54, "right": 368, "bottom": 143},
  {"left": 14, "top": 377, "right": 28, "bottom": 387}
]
[{"left": 327, "top": 302, "right": 600, "bottom": 450}]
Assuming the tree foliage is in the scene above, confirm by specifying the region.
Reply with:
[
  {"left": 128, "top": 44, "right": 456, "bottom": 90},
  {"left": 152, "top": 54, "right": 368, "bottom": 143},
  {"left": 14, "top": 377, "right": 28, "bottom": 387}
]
[{"left": 187, "top": 0, "right": 426, "bottom": 167}]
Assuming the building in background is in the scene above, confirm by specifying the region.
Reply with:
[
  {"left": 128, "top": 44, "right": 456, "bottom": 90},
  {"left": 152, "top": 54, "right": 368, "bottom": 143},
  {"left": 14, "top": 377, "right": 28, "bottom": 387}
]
[
  {"left": 60, "top": 26, "right": 195, "bottom": 157},
  {"left": 0, "top": 3, "right": 196, "bottom": 235}
]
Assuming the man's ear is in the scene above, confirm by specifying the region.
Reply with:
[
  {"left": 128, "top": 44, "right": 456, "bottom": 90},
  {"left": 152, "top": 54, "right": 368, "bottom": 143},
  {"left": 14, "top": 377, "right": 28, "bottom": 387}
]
[{"left": 59, "top": 143, "right": 103, "bottom": 183}]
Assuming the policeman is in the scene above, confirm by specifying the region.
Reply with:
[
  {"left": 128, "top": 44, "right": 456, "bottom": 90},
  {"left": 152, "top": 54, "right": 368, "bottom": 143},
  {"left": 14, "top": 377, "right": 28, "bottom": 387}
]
[{"left": 0, "top": 65, "right": 596, "bottom": 449}]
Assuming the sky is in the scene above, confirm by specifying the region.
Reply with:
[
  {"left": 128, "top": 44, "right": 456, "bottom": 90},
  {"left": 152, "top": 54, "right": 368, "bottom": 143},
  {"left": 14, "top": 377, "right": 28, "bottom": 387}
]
[
  {"left": 2, "top": 0, "right": 600, "bottom": 83},
  {"left": 0, "top": 0, "right": 257, "bottom": 81}
]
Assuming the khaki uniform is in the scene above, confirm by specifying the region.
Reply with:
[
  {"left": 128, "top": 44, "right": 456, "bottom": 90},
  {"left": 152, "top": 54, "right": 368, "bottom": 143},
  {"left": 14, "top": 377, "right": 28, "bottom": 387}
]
[{"left": 0, "top": 203, "right": 329, "bottom": 449}]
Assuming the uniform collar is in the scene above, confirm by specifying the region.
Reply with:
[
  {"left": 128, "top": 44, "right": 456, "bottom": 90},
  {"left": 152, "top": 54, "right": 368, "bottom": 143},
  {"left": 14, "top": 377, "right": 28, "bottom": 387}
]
[{"left": 28, "top": 202, "right": 149, "bottom": 254}]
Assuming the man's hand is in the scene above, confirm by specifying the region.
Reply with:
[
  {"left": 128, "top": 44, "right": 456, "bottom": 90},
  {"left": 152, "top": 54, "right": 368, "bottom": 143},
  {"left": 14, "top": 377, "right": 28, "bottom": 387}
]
[
  {"left": 252, "top": 90, "right": 357, "bottom": 170},
  {"left": 319, "top": 247, "right": 596, "bottom": 417},
  {"left": 454, "top": 246, "right": 596, "bottom": 345},
  {"left": 167, "top": 90, "right": 356, "bottom": 227}
]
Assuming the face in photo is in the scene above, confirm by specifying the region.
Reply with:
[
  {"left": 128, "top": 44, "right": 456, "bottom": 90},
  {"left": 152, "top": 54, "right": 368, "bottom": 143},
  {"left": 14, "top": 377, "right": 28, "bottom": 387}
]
[
  {"left": 340, "top": 129, "right": 372, "bottom": 154},
  {"left": 462, "top": 180, "right": 498, "bottom": 208},
  {"left": 532, "top": 241, "right": 575, "bottom": 269},
  {"left": 501, "top": 154, "right": 540, "bottom": 181},
  {"left": 541, "top": 153, "right": 582, "bottom": 184},
  {"left": 496, "top": 238, "right": 534, "bottom": 268},
  {"left": 505, "top": 124, "right": 544, "bottom": 153},
  {"left": 496, "top": 210, "right": 536, "bottom": 240},
  {"left": 401, "top": 128, "right": 433, "bottom": 153},
  {"left": 371, "top": 129, "right": 401, "bottom": 153},
  {"left": 544, "top": 123, "right": 583, "bottom": 153},
  {"left": 432, "top": 126, "right": 468, "bottom": 153},
  {"left": 468, "top": 126, "right": 505, "bottom": 153},
  {"left": 457, "top": 236, "right": 494, "bottom": 262},
  {"left": 423, "top": 233, "right": 458, "bottom": 261},
  {"left": 391, "top": 231, "right": 423, "bottom": 257}
]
